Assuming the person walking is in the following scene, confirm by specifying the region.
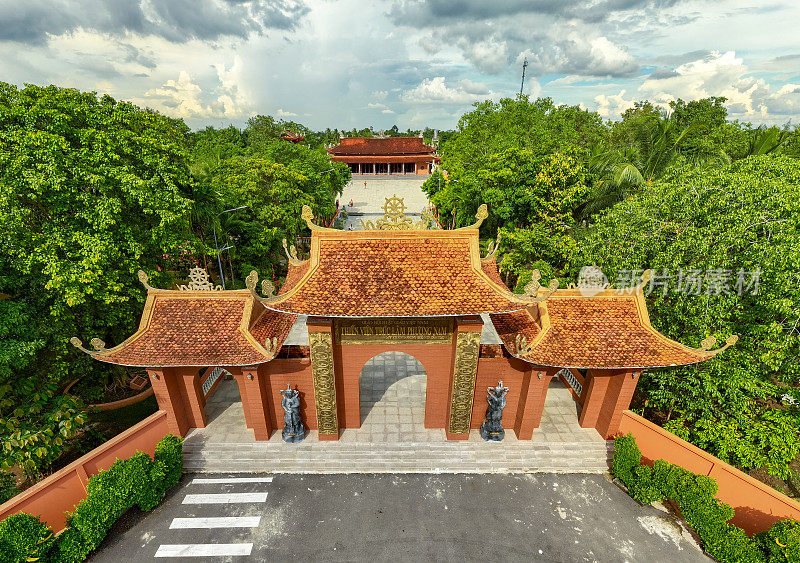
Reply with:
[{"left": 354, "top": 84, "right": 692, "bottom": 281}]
[{"left": 363, "top": 180, "right": 367, "bottom": 190}]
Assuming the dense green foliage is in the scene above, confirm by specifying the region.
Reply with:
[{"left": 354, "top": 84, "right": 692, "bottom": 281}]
[
  {"left": 612, "top": 434, "right": 799, "bottom": 563},
  {"left": 575, "top": 156, "right": 800, "bottom": 477},
  {"left": 0, "top": 434, "right": 182, "bottom": 563},
  {"left": 0, "top": 82, "right": 347, "bottom": 478},
  {"left": 430, "top": 93, "right": 800, "bottom": 483}
]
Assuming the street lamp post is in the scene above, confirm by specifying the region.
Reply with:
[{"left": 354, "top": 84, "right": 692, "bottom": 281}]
[{"left": 213, "top": 205, "right": 247, "bottom": 290}]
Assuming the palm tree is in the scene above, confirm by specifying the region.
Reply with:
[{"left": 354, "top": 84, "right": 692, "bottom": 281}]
[
  {"left": 581, "top": 117, "right": 697, "bottom": 217},
  {"left": 744, "top": 125, "right": 790, "bottom": 157}
]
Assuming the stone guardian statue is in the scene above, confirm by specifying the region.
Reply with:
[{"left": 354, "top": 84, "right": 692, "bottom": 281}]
[
  {"left": 280, "top": 384, "right": 306, "bottom": 443},
  {"left": 480, "top": 381, "right": 509, "bottom": 441}
]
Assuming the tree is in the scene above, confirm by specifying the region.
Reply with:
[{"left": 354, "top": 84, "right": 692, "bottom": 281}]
[
  {"left": 0, "top": 82, "right": 197, "bottom": 476},
  {"left": 573, "top": 155, "right": 800, "bottom": 478}
]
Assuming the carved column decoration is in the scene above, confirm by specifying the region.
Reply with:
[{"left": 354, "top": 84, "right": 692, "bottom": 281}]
[
  {"left": 309, "top": 331, "right": 338, "bottom": 436},
  {"left": 448, "top": 331, "right": 481, "bottom": 434}
]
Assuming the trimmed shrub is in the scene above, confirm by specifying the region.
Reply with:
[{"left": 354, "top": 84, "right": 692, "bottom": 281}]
[
  {"left": 755, "top": 519, "right": 800, "bottom": 562},
  {"left": 0, "top": 433, "right": 184, "bottom": 562},
  {"left": 0, "top": 513, "right": 53, "bottom": 562},
  {"left": 154, "top": 434, "right": 183, "bottom": 490},
  {"left": 611, "top": 433, "right": 799, "bottom": 563},
  {"left": 611, "top": 433, "right": 641, "bottom": 489}
]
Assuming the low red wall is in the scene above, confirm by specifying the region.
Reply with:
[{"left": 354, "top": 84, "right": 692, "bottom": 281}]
[
  {"left": 0, "top": 410, "right": 169, "bottom": 532},
  {"left": 619, "top": 410, "right": 800, "bottom": 534}
]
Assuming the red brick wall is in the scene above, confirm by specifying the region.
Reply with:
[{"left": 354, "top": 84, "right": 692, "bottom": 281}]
[
  {"left": 260, "top": 358, "right": 316, "bottom": 430},
  {"left": 596, "top": 371, "right": 639, "bottom": 438}
]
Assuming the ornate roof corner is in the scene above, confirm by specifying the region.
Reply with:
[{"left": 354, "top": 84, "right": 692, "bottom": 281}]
[
  {"left": 263, "top": 336, "right": 278, "bottom": 357},
  {"left": 137, "top": 270, "right": 155, "bottom": 291},
  {"left": 282, "top": 238, "right": 304, "bottom": 266},
  {"left": 245, "top": 270, "right": 278, "bottom": 304},
  {"left": 484, "top": 232, "right": 502, "bottom": 260},
  {"left": 457, "top": 204, "right": 488, "bottom": 230},
  {"left": 514, "top": 334, "right": 533, "bottom": 357},
  {"left": 635, "top": 269, "right": 653, "bottom": 293},
  {"left": 301, "top": 205, "right": 337, "bottom": 232},
  {"left": 690, "top": 334, "right": 739, "bottom": 355},
  {"left": 178, "top": 267, "right": 222, "bottom": 291},
  {"left": 522, "top": 270, "right": 559, "bottom": 303},
  {"left": 70, "top": 336, "right": 107, "bottom": 356}
]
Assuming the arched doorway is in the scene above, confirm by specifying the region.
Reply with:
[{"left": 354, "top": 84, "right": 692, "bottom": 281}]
[
  {"left": 358, "top": 351, "right": 427, "bottom": 438},
  {"left": 198, "top": 367, "right": 250, "bottom": 440}
]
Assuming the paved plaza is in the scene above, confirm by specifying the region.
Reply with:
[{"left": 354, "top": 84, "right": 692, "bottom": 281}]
[
  {"left": 339, "top": 175, "right": 431, "bottom": 230},
  {"left": 91, "top": 473, "right": 706, "bottom": 562},
  {"left": 184, "top": 352, "right": 610, "bottom": 474}
]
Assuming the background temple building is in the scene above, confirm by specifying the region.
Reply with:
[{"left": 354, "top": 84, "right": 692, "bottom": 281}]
[
  {"left": 327, "top": 136, "right": 440, "bottom": 175},
  {"left": 72, "top": 205, "right": 735, "bottom": 445}
]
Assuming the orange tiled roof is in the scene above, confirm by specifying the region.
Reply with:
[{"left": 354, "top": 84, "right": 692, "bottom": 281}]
[
  {"left": 491, "top": 289, "right": 717, "bottom": 369},
  {"left": 261, "top": 229, "right": 538, "bottom": 317},
  {"left": 327, "top": 136, "right": 436, "bottom": 156},
  {"left": 89, "top": 290, "right": 295, "bottom": 367}
]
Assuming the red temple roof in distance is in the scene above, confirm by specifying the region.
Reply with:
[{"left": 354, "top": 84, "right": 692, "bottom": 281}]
[
  {"left": 490, "top": 288, "right": 727, "bottom": 370},
  {"left": 80, "top": 290, "right": 296, "bottom": 368},
  {"left": 328, "top": 137, "right": 437, "bottom": 156}
]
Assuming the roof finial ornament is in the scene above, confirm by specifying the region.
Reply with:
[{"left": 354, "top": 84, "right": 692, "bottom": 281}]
[
  {"left": 514, "top": 334, "right": 533, "bottom": 356},
  {"left": 522, "top": 270, "right": 559, "bottom": 303},
  {"left": 484, "top": 231, "right": 502, "bottom": 260},
  {"left": 301, "top": 205, "right": 319, "bottom": 231},
  {"left": 69, "top": 336, "right": 106, "bottom": 356},
  {"left": 691, "top": 334, "right": 739, "bottom": 355},
  {"left": 245, "top": 270, "right": 277, "bottom": 304},
  {"left": 282, "top": 238, "right": 303, "bottom": 266},
  {"left": 137, "top": 270, "right": 155, "bottom": 291},
  {"left": 458, "top": 204, "right": 489, "bottom": 230},
  {"left": 264, "top": 336, "right": 279, "bottom": 357},
  {"left": 178, "top": 267, "right": 222, "bottom": 291},
  {"left": 636, "top": 269, "right": 653, "bottom": 292}
]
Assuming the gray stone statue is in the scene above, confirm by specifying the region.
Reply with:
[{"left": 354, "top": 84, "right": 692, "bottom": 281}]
[
  {"left": 280, "top": 384, "right": 306, "bottom": 443},
  {"left": 480, "top": 381, "right": 509, "bottom": 441}
]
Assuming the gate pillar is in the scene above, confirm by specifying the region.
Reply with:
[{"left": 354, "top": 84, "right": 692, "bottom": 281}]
[
  {"left": 308, "top": 318, "right": 339, "bottom": 441},
  {"left": 445, "top": 316, "right": 483, "bottom": 440}
]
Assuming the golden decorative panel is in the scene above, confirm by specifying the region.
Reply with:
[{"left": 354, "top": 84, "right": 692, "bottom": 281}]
[
  {"left": 334, "top": 317, "right": 453, "bottom": 345},
  {"left": 448, "top": 331, "right": 481, "bottom": 434},
  {"left": 309, "top": 331, "right": 338, "bottom": 435}
]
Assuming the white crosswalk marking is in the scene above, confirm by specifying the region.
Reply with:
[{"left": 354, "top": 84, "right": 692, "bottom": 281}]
[
  {"left": 191, "top": 477, "right": 274, "bottom": 485},
  {"left": 155, "top": 543, "right": 253, "bottom": 557},
  {"left": 170, "top": 516, "right": 261, "bottom": 529},
  {"left": 182, "top": 492, "right": 268, "bottom": 504}
]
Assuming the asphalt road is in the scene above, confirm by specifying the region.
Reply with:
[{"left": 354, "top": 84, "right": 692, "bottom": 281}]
[{"left": 91, "top": 473, "right": 708, "bottom": 562}]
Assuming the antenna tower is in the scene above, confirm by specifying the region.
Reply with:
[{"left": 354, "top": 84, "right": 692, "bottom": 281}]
[{"left": 519, "top": 58, "right": 528, "bottom": 96}]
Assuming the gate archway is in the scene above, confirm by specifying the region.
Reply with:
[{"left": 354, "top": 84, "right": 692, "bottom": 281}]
[{"left": 358, "top": 352, "right": 427, "bottom": 437}]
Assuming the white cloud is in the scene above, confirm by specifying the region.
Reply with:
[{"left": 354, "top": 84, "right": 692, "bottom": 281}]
[
  {"left": 401, "top": 76, "right": 494, "bottom": 104},
  {"left": 594, "top": 90, "right": 636, "bottom": 118},
  {"left": 381, "top": 108, "right": 395, "bottom": 114},
  {"left": 367, "top": 102, "right": 387, "bottom": 109},
  {"left": 145, "top": 71, "right": 211, "bottom": 118},
  {"left": 276, "top": 108, "right": 299, "bottom": 117}
]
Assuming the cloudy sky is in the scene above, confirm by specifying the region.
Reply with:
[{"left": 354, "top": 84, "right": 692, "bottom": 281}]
[{"left": 2, "top": 0, "right": 800, "bottom": 130}]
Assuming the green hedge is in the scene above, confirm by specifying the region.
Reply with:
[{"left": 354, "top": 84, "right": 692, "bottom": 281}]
[
  {"left": 0, "top": 434, "right": 183, "bottom": 563},
  {"left": 612, "top": 433, "right": 800, "bottom": 563}
]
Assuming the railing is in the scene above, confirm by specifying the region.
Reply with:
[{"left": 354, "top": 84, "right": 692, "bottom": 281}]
[
  {"left": 201, "top": 366, "right": 225, "bottom": 396},
  {"left": 557, "top": 368, "right": 585, "bottom": 402}
]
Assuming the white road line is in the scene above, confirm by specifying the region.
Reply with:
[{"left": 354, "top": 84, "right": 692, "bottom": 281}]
[
  {"left": 155, "top": 543, "right": 253, "bottom": 557},
  {"left": 182, "top": 492, "right": 268, "bottom": 504},
  {"left": 190, "top": 477, "right": 273, "bottom": 485},
  {"left": 170, "top": 516, "right": 261, "bottom": 529}
]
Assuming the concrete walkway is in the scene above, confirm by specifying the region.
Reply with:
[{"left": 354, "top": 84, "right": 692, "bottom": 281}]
[
  {"left": 184, "top": 352, "right": 610, "bottom": 474},
  {"left": 339, "top": 174, "right": 431, "bottom": 230}
]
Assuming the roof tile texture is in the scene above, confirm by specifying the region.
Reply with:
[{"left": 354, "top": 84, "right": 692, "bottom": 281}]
[
  {"left": 268, "top": 236, "right": 527, "bottom": 317},
  {"left": 492, "top": 295, "right": 708, "bottom": 369},
  {"left": 327, "top": 137, "right": 437, "bottom": 156}
]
